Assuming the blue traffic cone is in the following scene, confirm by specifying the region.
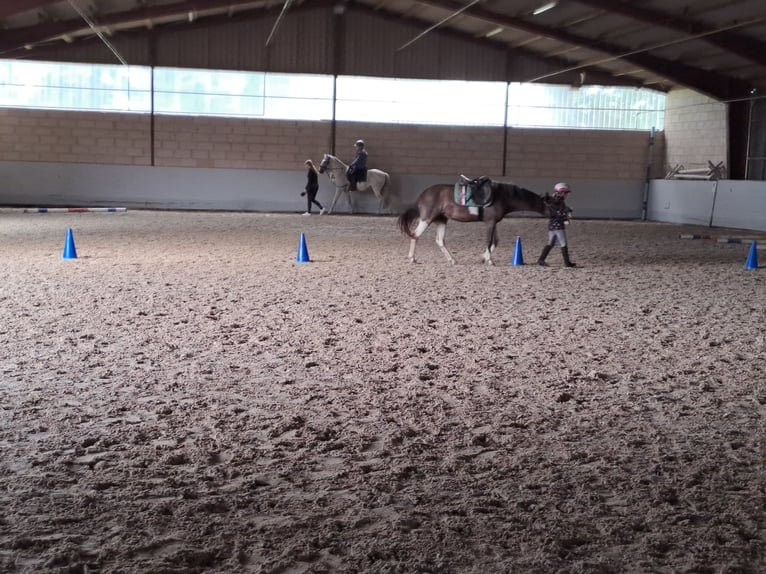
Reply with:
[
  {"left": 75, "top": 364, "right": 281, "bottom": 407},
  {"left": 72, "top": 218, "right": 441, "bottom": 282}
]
[
  {"left": 296, "top": 232, "right": 310, "bottom": 263},
  {"left": 511, "top": 236, "right": 524, "bottom": 266},
  {"left": 62, "top": 228, "right": 78, "bottom": 259},
  {"left": 744, "top": 240, "right": 758, "bottom": 270}
]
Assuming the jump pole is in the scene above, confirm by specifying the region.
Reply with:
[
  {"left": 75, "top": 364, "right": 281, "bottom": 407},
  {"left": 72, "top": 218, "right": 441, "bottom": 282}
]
[
  {"left": 679, "top": 234, "right": 766, "bottom": 242},
  {"left": 23, "top": 207, "right": 127, "bottom": 213},
  {"left": 679, "top": 234, "right": 718, "bottom": 240},
  {"left": 715, "top": 236, "right": 766, "bottom": 244}
]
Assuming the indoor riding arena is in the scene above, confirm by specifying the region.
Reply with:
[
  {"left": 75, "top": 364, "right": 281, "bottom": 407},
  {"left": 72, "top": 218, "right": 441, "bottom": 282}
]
[{"left": 1, "top": 2, "right": 764, "bottom": 574}]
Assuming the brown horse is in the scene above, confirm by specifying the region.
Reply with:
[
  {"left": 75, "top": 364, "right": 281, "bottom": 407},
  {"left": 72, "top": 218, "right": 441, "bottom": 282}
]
[{"left": 397, "top": 178, "right": 549, "bottom": 265}]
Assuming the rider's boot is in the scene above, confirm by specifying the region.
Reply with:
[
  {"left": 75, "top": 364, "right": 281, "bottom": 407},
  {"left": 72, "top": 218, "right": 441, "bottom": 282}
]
[
  {"left": 561, "top": 246, "right": 576, "bottom": 267},
  {"left": 537, "top": 244, "right": 553, "bottom": 266}
]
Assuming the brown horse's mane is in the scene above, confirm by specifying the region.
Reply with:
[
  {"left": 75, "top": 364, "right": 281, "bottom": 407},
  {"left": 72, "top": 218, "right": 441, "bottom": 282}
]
[{"left": 489, "top": 181, "right": 547, "bottom": 212}]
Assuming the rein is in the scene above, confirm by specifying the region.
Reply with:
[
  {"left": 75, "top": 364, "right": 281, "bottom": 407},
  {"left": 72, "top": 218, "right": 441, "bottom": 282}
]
[
  {"left": 320, "top": 156, "right": 350, "bottom": 190},
  {"left": 320, "top": 156, "right": 347, "bottom": 174}
]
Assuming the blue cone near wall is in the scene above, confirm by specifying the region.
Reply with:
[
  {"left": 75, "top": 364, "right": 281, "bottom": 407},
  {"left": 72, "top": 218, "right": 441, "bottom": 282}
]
[
  {"left": 511, "top": 236, "right": 524, "bottom": 266},
  {"left": 296, "top": 232, "right": 310, "bottom": 263},
  {"left": 62, "top": 228, "right": 78, "bottom": 260},
  {"left": 744, "top": 240, "right": 758, "bottom": 270}
]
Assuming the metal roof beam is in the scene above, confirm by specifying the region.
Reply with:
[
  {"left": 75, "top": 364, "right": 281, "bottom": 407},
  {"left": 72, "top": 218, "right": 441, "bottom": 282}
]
[
  {"left": 572, "top": 0, "right": 766, "bottom": 68},
  {"left": 0, "top": 0, "right": 334, "bottom": 55},
  {"left": 0, "top": 1, "right": 60, "bottom": 19},
  {"left": 413, "top": 0, "right": 754, "bottom": 99}
]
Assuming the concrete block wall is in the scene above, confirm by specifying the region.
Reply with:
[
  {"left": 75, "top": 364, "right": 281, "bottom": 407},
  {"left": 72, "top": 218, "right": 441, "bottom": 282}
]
[
  {"left": 0, "top": 108, "right": 663, "bottom": 179},
  {"left": 334, "top": 122, "right": 664, "bottom": 181},
  {"left": 0, "top": 109, "right": 334, "bottom": 170},
  {"left": 334, "top": 123, "right": 506, "bottom": 176},
  {"left": 663, "top": 89, "right": 727, "bottom": 173},
  {"left": 506, "top": 128, "right": 664, "bottom": 181},
  {"left": 0, "top": 108, "right": 151, "bottom": 165},
  {"left": 154, "top": 116, "right": 331, "bottom": 170}
]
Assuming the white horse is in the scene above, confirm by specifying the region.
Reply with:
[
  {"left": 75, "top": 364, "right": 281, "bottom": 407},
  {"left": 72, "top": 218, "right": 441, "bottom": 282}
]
[{"left": 318, "top": 153, "right": 391, "bottom": 214}]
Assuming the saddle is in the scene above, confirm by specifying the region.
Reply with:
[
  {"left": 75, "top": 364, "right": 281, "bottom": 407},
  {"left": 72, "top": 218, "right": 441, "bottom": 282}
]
[
  {"left": 455, "top": 175, "right": 493, "bottom": 207},
  {"left": 347, "top": 167, "right": 367, "bottom": 182}
]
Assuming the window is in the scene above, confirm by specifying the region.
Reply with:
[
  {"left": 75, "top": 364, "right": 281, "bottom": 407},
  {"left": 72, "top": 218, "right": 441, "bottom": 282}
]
[
  {"left": 507, "top": 83, "right": 665, "bottom": 130},
  {"left": 336, "top": 76, "right": 507, "bottom": 126},
  {"left": 0, "top": 59, "right": 149, "bottom": 112},
  {"left": 0, "top": 59, "right": 665, "bottom": 129},
  {"left": 153, "top": 68, "right": 334, "bottom": 119}
]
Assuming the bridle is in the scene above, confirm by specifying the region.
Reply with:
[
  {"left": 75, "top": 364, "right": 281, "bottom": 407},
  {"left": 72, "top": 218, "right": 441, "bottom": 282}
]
[
  {"left": 319, "top": 155, "right": 348, "bottom": 182},
  {"left": 320, "top": 156, "right": 344, "bottom": 171}
]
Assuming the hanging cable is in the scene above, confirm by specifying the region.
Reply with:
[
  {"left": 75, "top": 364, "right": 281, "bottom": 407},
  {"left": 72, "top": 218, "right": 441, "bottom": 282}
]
[
  {"left": 398, "top": 0, "right": 483, "bottom": 52},
  {"left": 68, "top": 0, "right": 127, "bottom": 65},
  {"left": 527, "top": 15, "right": 766, "bottom": 83},
  {"left": 265, "top": 0, "right": 294, "bottom": 47}
]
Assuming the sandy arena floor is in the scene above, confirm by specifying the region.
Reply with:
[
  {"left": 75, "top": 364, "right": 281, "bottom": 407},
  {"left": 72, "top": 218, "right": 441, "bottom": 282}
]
[{"left": 0, "top": 209, "right": 764, "bottom": 574}]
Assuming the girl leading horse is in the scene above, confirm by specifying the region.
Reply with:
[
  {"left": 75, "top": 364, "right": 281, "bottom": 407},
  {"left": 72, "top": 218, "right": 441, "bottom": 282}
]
[{"left": 397, "top": 178, "right": 548, "bottom": 265}]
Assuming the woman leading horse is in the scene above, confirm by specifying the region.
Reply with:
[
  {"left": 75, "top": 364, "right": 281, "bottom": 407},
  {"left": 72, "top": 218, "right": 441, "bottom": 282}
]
[{"left": 318, "top": 153, "right": 391, "bottom": 214}]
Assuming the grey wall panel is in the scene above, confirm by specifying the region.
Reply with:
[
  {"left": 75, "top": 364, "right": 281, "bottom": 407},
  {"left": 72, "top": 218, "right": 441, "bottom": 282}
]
[
  {"left": 647, "top": 180, "right": 717, "bottom": 226},
  {"left": 207, "top": 24, "right": 250, "bottom": 71},
  {"left": 156, "top": 21, "right": 265, "bottom": 70},
  {"left": 342, "top": 9, "right": 506, "bottom": 81},
  {"left": 343, "top": 10, "right": 421, "bottom": 78},
  {"left": 173, "top": 28, "right": 211, "bottom": 69},
  {"left": 0, "top": 161, "right": 315, "bottom": 212},
  {"left": 506, "top": 52, "right": 578, "bottom": 85},
  {"left": 21, "top": 33, "right": 152, "bottom": 66},
  {"left": 390, "top": 32, "right": 443, "bottom": 81},
  {"left": 435, "top": 36, "right": 507, "bottom": 82},
  {"left": 264, "top": 8, "right": 333, "bottom": 74},
  {"left": 0, "top": 161, "right": 645, "bottom": 220},
  {"left": 152, "top": 8, "right": 332, "bottom": 74},
  {"left": 711, "top": 181, "right": 766, "bottom": 231},
  {"left": 648, "top": 179, "right": 766, "bottom": 231},
  {"left": 15, "top": 5, "right": 566, "bottom": 84},
  {"left": 236, "top": 22, "right": 270, "bottom": 72}
]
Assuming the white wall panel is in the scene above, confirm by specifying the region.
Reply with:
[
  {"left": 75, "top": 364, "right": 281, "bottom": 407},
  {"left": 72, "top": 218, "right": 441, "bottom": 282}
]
[{"left": 648, "top": 179, "right": 766, "bottom": 231}]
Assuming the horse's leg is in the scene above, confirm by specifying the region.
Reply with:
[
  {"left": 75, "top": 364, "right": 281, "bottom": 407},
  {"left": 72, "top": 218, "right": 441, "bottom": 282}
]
[
  {"left": 328, "top": 187, "right": 343, "bottom": 214},
  {"left": 482, "top": 223, "right": 497, "bottom": 265},
  {"left": 434, "top": 221, "right": 456, "bottom": 265},
  {"left": 407, "top": 219, "right": 430, "bottom": 263},
  {"left": 370, "top": 182, "right": 381, "bottom": 201}
]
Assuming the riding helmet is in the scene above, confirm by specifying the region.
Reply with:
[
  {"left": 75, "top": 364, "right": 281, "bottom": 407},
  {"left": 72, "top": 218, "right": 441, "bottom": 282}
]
[
  {"left": 355, "top": 139, "right": 365, "bottom": 147},
  {"left": 554, "top": 182, "right": 571, "bottom": 195}
]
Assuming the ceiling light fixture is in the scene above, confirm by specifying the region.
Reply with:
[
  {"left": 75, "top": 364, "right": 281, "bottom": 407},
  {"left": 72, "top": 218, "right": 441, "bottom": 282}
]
[
  {"left": 485, "top": 27, "right": 504, "bottom": 38},
  {"left": 533, "top": 1, "right": 558, "bottom": 16}
]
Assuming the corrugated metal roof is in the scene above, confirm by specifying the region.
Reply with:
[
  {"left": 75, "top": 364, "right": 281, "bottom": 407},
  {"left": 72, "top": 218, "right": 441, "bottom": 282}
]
[{"left": 1, "top": 0, "right": 764, "bottom": 100}]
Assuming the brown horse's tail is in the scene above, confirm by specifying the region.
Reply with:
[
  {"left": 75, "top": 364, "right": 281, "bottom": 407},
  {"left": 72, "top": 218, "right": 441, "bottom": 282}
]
[{"left": 397, "top": 206, "right": 420, "bottom": 239}]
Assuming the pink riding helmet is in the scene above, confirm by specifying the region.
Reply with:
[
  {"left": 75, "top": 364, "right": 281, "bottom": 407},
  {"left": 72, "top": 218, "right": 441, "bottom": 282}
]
[{"left": 553, "top": 182, "right": 571, "bottom": 195}]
